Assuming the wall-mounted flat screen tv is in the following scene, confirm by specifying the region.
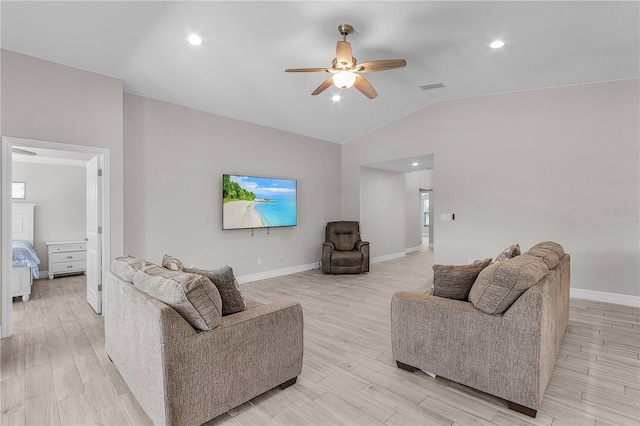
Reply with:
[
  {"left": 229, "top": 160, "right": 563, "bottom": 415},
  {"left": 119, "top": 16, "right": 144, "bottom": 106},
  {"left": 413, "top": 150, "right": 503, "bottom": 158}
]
[{"left": 222, "top": 174, "right": 297, "bottom": 230}]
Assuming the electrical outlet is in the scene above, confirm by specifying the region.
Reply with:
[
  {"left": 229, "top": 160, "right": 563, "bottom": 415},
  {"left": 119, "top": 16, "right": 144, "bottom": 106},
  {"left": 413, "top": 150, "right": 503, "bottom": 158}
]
[{"left": 257, "top": 257, "right": 261, "bottom": 265}]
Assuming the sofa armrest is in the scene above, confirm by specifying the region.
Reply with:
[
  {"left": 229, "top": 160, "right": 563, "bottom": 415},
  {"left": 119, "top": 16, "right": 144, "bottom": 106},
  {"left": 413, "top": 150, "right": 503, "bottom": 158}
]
[
  {"left": 105, "top": 270, "right": 198, "bottom": 426},
  {"left": 356, "top": 241, "right": 370, "bottom": 272},
  {"left": 218, "top": 299, "right": 303, "bottom": 330},
  {"left": 391, "top": 290, "right": 541, "bottom": 409},
  {"left": 355, "top": 240, "right": 369, "bottom": 250},
  {"left": 322, "top": 242, "right": 334, "bottom": 273},
  {"left": 161, "top": 299, "right": 304, "bottom": 425}
]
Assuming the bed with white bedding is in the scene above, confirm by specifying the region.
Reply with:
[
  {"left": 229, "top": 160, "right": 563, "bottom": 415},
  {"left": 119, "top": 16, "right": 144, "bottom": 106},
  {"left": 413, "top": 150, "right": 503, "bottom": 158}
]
[{"left": 12, "top": 203, "right": 40, "bottom": 301}]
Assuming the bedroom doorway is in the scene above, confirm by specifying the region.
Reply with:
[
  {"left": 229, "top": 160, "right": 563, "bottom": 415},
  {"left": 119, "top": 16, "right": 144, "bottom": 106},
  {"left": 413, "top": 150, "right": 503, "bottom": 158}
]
[{"left": 1, "top": 137, "right": 111, "bottom": 337}]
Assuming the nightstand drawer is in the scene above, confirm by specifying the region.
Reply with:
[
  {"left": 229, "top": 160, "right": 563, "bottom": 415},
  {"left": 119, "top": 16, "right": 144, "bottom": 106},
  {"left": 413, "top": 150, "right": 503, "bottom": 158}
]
[
  {"left": 51, "top": 251, "right": 87, "bottom": 263},
  {"left": 50, "top": 261, "right": 87, "bottom": 274},
  {"left": 48, "top": 243, "right": 87, "bottom": 253}
]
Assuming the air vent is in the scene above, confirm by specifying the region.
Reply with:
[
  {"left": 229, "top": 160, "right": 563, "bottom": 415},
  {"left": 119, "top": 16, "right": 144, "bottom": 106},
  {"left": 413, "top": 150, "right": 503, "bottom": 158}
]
[{"left": 418, "top": 82, "right": 445, "bottom": 91}]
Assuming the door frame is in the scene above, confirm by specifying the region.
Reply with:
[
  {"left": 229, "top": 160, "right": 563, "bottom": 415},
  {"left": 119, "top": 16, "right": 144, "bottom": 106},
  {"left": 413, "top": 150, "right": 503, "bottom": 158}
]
[{"left": 1, "top": 136, "right": 111, "bottom": 337}]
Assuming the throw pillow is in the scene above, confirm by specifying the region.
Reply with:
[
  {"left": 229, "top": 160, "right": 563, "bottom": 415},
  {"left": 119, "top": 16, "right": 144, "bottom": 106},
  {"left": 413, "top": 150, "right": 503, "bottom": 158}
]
[
  {"left": 184, "top": 265, "right": 246, "bottom": 316},
  {"left": 468, "top": 255, "right": 549, "bottom": 315},
  {"left": 111, "top": 255, "right": 153, "bottom": 282},
  {"left": 162, "top": 254, "right": 185, "bottom": 271},
  {"left": 136, "top": 264, "right": 223, "bottom": 331},
  {"left": 495, "top": 244, "right": 521, "bottom": 262},
  {"left": 432, "top": 259, "right": 492, "bottom": 300},
  {"left": 523, "top": 241, "right": 565, "bottom": 269}
]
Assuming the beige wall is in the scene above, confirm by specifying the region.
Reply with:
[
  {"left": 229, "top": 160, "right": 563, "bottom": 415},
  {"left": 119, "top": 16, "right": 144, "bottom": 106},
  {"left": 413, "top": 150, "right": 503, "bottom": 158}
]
[
  {"left": 12, "top": 162, "right": 87, "bottom": 272},
  {"left": 359, "top": 166, "right": 405, "bottom": 259},
  {"left": 343, "top": 79, "right": 640, "bottom": 297},
  {"left": 1, "top": 50, "right": 124, "bottom": 328},
  {"left": 123, "top": 94, "right": 341, "bottom": 276}
]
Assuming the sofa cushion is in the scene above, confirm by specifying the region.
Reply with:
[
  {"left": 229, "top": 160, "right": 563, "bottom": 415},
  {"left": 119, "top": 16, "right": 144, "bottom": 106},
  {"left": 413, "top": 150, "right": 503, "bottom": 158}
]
[
  {"left": 134, "top": 265, "right": 222, "bottom": 330},
  {"left": 495, "top": 244, "right": 521, "bottom": 262},
  {"left": 111, "top": 255, "right": 153, "bottom": 282},
  {"left": 327, "top": 221, "right": 360, "bottom": 251},
  {"left": 162, "top": 254, "right": 185, "bottom": 271},
  {"left": 184, "top": 265, "right": 246, "bottom": 316},
  {"left": 331, "top": 250, "right": 363, "bottom": 268},
  {"left": 469, "top": 255, "right": 549, "bottom": 314},
  {"left": 432, "top": 259, "right": 492, "bottom": 300},
  {"left": 523, "top": 241, "right": 564, "bottom": 269}
]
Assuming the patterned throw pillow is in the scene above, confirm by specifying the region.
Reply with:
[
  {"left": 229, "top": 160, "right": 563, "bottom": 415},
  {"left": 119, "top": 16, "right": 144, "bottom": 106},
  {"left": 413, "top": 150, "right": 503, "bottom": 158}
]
[
  {"left": 111, "top": 255, "right": 153, "bottom": 282},
  {"left": 523, "top": 241, "right": 565, "bottom": 269},
  {"left": 185, "top": 265, "right": 247, "bottom": 316},
  {"left": 495, "top": 244, "right": 521, "bottom": 262},
  {"left": 134, "top": 265, "right": 223, "bottom": 331},
  {"left": 162, "top": 254, "right": 185, "bottom": 271},
  {"left": 432, "top": 259, "right": 492, "bottom": 300},
  {"left": 469, "top": 255, "right": 549, "bottom": 315}
]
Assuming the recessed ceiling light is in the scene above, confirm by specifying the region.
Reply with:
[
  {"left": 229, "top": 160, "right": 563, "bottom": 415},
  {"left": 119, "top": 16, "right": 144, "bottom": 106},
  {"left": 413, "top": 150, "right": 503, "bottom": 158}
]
[
  {"left": 188, "top": 34, "right": 203, "bottom": 46},
  {"left": 490, "top": 40, "right": 505, "bottom": 49},
  {"left": 412, "top": 162, "right": 419, "bottom": 167},
  {"left": 332, "top": 95, "right": 341, "bottom": 102}
]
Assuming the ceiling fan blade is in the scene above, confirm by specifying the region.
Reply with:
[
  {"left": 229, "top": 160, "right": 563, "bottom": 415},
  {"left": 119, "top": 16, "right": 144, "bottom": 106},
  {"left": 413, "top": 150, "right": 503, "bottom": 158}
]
[
  {"left": 285, "top": 67, "right": 330, "bottom": 73},
  {"left": 353, "top": 75, "right": 378, "bottom": 99},
  {"left": 336, "top": 41, "right": 353, "bottom": 68},
  {"left": 311, "top": 77, "right": 334, "bottom": 96},
  {"left": 12, "top": 148, "right": 37, "bottom": 156},
  {"left": 358, "top": 59, "right": 407, "bottom": 72}
]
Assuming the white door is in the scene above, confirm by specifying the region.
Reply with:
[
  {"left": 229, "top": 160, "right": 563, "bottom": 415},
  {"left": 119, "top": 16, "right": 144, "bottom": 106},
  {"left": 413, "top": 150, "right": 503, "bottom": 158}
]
[{"left": 86, "top": 156, "right": 102, "bottom": 314}]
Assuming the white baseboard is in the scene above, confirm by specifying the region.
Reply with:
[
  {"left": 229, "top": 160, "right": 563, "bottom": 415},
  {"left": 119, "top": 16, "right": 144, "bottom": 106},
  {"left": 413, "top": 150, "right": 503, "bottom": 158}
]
[
  {"left": 571, "top": 288, "right": 640, "bottom": 308},
  {"left": 371, "top": 252, "right": 406, "bottom": 264},
  {"left": 236, "top": 262, "right": 320, "bottom": 284},
  {"left": 405, "top": 246, "right": 420, "bottom": 254},
  {"left": 39, "top": 270, "right": 48, "bottom": 280},
  {"left": 428, "top": 243, "right": 434, "bottom": 248}
]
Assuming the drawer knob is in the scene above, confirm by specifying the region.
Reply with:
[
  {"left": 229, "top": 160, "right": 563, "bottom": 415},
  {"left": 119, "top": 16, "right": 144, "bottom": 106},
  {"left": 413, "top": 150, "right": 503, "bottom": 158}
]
[
  {"left": 67, "top": 265, "right": 73, "bottom": 269},
  {"left": 67, "top": 256, "right": 73, "bottom": 259}
]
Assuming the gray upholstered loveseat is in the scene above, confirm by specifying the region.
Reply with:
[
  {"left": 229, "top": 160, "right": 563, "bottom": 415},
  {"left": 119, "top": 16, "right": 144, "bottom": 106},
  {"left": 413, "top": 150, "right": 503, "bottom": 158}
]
[
  {"left": 391, "top": 242, "right": 570, "bottom": 417},
  {"left": 105, "top": 256, "right": 303, "bottom": 426}
]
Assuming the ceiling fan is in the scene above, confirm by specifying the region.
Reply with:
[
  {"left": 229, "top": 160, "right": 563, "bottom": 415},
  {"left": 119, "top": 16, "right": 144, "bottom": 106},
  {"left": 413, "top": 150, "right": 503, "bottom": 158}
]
[
  {"left": 285, "top": 24, "right": 407, "bottom": 99},
  {"left": 12, "top": 148, "right": 36, "bottom": 156}
]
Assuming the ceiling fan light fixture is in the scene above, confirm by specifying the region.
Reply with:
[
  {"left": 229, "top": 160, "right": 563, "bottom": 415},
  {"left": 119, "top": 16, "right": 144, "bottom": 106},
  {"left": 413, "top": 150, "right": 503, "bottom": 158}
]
[
  {"left": 333, "top": 71, "right": 357, "bottom": 89},
  {"left": 285, "top": 24, "right": 405, "bottom": 99},
  {"left": 188, "top": 34, "right": 203, "bottom": 46}
]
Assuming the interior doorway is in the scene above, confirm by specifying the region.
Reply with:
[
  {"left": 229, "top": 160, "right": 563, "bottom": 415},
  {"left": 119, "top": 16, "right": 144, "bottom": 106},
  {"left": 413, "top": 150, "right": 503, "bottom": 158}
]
[
  {"left": 420, "top": 189, "right": 433, "bottom": 248},
  {"left": 1, "top": 137, "right": 111, "bottom": 337}
]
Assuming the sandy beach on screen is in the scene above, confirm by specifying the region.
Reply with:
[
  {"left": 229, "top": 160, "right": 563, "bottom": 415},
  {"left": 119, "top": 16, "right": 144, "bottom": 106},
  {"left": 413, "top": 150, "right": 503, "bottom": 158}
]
[{"left": 223, "top": 200, "right": 264, "bottom": 228}]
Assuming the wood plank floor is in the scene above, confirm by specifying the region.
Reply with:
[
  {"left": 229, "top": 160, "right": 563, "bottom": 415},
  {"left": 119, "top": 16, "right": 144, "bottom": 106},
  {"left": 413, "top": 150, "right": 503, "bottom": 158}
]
[{"left": 2, "top": 248, "right": 639, "bottom": 425}]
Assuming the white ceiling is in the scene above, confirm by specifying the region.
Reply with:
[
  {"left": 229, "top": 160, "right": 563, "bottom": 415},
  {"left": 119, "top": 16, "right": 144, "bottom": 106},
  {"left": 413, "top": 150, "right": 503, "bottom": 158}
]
[
  {"left": 2, "top": 1, "right": 638, "bottom": 144},
  {"left": 365, "top": 154, "right": 434, "bottom": 174}
]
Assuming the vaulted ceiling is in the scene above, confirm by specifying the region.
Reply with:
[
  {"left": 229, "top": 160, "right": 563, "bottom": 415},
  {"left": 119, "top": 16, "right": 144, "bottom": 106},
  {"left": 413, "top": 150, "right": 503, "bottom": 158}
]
[{"left": 2, "top": 1, "right": 638, "bottom": 144}]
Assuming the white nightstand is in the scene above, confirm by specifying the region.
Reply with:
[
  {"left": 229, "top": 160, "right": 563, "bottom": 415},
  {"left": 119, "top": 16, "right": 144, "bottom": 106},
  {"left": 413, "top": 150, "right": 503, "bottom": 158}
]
[{"left": 46, "top": 240, "right": 87, "bottom": 280}]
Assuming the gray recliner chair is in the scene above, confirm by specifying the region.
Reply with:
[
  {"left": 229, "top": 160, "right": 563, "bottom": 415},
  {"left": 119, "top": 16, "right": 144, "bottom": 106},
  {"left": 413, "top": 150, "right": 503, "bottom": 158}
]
[{"left": 322, "top": 221, "right": 370, "bottom": 274}]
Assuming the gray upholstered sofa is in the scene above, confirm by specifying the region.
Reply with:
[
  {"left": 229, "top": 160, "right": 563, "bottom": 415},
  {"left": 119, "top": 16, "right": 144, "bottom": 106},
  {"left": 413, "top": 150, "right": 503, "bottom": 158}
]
[
  {"left": 391, "top": 242, "right": 570, "bottom": 417},
  {"left": 105, "top": 256, "right": 303, "bottom": 426}
]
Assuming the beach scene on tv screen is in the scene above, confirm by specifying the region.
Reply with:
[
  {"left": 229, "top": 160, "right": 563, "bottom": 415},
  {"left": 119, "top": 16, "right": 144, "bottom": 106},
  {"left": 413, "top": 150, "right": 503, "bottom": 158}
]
[{"left": 223, "top": 174, "right": 297, "bottom": 229}]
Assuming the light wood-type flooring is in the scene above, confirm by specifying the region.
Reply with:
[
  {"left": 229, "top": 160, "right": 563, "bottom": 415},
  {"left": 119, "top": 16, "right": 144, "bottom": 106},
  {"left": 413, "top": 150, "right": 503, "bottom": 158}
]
[{"left": 2, "top": 247, "right": 639, "bottom": 425}]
